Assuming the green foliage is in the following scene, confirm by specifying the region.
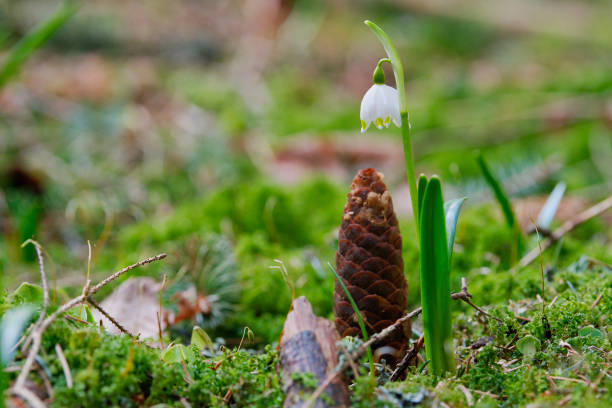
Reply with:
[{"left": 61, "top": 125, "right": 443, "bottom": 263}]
[
  {"left": 191, "top": 326, "right": 214, "bottom": 352},
  {"left": 184, "top": 346, "right": 281, "bottom": 407},
  {"left": 443, "top": 197, "right": 466, "bottom": 264},
  {"left": 10, "top": 282, "right": 44, "bottom": 306},
  {"left": 3, "top": 4, "right": 612, "bottom": 406},
  {"left": 116, "top": 178, "right": 343, "bottom": 344},
  {"left": 47, "top": 324, "right": 185, "bottom": 407},
  {"left": 0, "top": 305, "right": 35, "bottom": 364},
  {"left": 516, "top": 335, "right": 540, "bottom": 359},
  {"left": 4, "top": 191, "right": 42, "bottom": 261},
  {"left": 119, "top": 177, "right": 344, "bottom": 250},
  {"left": 350, "top": 375, "right": 381, "bottom": 408},
  {"left": 161, "top": 344, "right": 195, "bottom": 364},
  {"left": 475, "top": 152, "right": 524, "bottom": 259},
  {"left": 22, "top": 317, "right": 283, "bottom": 408},
  {"left": 418, "top": 176, "right": 455, "bottom": 375},
  {"left": 290, "top": 371, "right": 318, "bottom": 390},
  {"left": 0, "top": 1, "right": 78, "bottom": 89}
]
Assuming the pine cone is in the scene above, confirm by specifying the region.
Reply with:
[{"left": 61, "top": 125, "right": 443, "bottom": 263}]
[{"left": 334, "top": 168, "right": 410, "bottom": 366}]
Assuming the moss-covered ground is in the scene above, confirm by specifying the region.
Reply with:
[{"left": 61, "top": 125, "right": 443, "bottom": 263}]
[{"left": 1, "top": 1, "right": 612, "bottom": 406}]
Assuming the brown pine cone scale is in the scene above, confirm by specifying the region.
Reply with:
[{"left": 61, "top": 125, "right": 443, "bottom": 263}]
[{"left": 334, "top": 168, "right": 410, "bottom": 366}]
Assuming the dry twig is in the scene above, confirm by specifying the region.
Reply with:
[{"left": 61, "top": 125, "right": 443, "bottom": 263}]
[
  {"left": 11, "top": 386, "right": 46, "bottom": 408},
  {"left": 21, "top": 239, "right": 49, "bottom": 354},
  {"left": 456, "top": 384, "right": 474, "bottom": 407},
  {"left": 520, "top": 195, "right": 612, "bottom": 267},
  {"left": 549, "top": 376, "right": 588, "bottom": 384},
  {"left": 472, "top": 389, "right": 499, "bottom": 399},
  {"left": 451, "top": 278, "right": 503, "bottom": 323},
  {"left": 337, "top": 343, "right": 360, "bottom": 379},
  {"left": 87, "top": 297, "right": 134, "bottom": 338},
  {"left": 11, "top": 253, "right": 167, "bottom": 404},
  {"left": 390, "top": 335, "right": 424, "bottom": 381},
  {"left": 55, "top": 343, "right": 73, "bottom": 388},
  {"left": 590, "top": 292, "right": 603, "bottom": 310}
]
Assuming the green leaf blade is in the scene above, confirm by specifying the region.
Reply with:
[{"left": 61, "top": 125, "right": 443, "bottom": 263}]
[
  {"left": 476, "top": 152, "right": 524, "bottom": 258},
  {"left": 191, "top": 326, "right": 214, "bottom": 352},
  {"left": 0, "top": 1, "right": 79, "bottom": 89},
  {"left": 328, "top": 263, "right": 374, "bottom": 377},
  {"left": 476, "top": 153, "right": 516, "bottom": 228},
  {"left": 419, "top": 176, "right": 455, "bottom": 375},
  {"left": 161, "top": 344, "right": 195, "bottom": 364},
  {"left": 444, "top": 197, "right": 466, "bottom": 263}
]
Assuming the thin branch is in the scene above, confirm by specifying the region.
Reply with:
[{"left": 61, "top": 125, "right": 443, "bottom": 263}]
[
  {"left": 532, "top": 220, "right": 546, "bottom": 313},
  {"left": 20, "top": 239, "right": 49, "bottom": 354},
  {"left": 24, "top": 239, "right": 49, "bottom": 309},
  {"left": 337, "top": 343, "right": 359, "bottom": 379},
  {"left": 520, "top": 195, "right": 612, "bottom": 267},
  {"left": 451, "top": 277, "right": 503, "bottom": 323},
  {"left": 549, "top": 376, "right": 588, "bottom": 384},
  {"left": 158, "top": 274, "right": 168, "bottom": 349},
  {"left": 90, "top": 254, "right": 167, "bottom": 294},
  {"left": 55, "top": 343, "right": 73, "bottom": 388},
  {"left": 87, "top": 297, "right": 134, "bottom": 338},
  {"left": 390, "top": 334, "right": 424, "bottom": 381},
  {"left": 472, "top": 389, "right": 499, "bottom": 399},
  {"left": 590, "top": 292, "right": 603, "bottom": 310},
  {"left": 11, "top": 386, "right": 46, "bottom": 408},
  {"left": 36, "top": 364, "right": 53, "bottom": 400},
  {"left": 457, "top": 384, "right": 474, "bottom": 407},
  {"left": 12, "top": 253, "right": 166, "bottom": 394}
]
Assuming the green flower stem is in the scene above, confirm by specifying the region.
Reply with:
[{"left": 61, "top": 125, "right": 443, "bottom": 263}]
[
  {"left": 401, "top": 111, "right": 419, "bottom": 233},
  {"left": 365, "top": 20, "right": 419, "bottom": 236}
]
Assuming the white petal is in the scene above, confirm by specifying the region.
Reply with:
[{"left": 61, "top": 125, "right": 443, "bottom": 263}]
[
  {"left": 359, "top": 84, "right": 401, "bottom": 131},
  {"left": 359, "top": 85, "right": 379, "bottom": 128},
  {"left": 379, "top": 85, "right": 401, "bottom": 127}
]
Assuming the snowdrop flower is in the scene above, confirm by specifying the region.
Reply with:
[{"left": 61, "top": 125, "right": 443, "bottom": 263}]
[{"left": 360, "top": 60, "right": 401, "bottom": 133}]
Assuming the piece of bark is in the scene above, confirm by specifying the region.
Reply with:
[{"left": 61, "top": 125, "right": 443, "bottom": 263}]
[{"left": 279, "top": 296, "right": 350, "bottom": 408}]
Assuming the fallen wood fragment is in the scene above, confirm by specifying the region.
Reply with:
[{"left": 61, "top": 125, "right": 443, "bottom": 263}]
[{"left": 278, "top": 296, "right": 349, "bottom": 408}]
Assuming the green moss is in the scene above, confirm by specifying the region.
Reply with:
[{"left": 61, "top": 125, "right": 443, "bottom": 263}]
[{"left": 24, "top": 318, "right": 283, "bottom": 408}]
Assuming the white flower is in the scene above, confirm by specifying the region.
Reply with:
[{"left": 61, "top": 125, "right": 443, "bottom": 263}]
[{"left": 360, "top": 84, "right": 401, "bottom": 133}]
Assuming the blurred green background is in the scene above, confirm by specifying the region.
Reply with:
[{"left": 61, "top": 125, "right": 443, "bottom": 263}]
[{"left": 1, "top": 0, "right": 611, "bottom": 342}]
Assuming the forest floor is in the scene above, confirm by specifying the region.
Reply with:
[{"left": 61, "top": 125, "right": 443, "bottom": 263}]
[{"left": 1, "top": 1, "right": 611, "bottom": 407}]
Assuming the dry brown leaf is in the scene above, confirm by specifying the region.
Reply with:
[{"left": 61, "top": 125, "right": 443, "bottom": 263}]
[{"left": 92, "top": 277, "right": 164, "bottom": 338}]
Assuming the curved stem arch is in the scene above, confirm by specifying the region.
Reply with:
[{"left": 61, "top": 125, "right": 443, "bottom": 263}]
[{"left": 365, "top": 20, "right": 419, "bottom": 237}]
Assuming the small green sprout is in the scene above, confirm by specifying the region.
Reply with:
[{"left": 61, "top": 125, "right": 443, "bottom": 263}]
[{"left": 329, "top": 263, "right": 375, "bottom": 378}]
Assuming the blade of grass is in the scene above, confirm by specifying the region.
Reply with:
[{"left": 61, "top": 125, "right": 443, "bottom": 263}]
[
  {"left": 476, "top": 151, "right": 524, "bottom": 259},
  {"left": 476, "top": 152, "right": 516, "bottom": 228},
  {"left": 0, "top": 1, "right": 79, "bottom": 89},
  {"left": 419, "top": 176, "right": 455, "bottom": 375},
  {"left": 328, "top": 263, "right": 374, "bottom": 378},
  {"left": 444, "top": 197, "right": 466, "bottom": 264}
]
